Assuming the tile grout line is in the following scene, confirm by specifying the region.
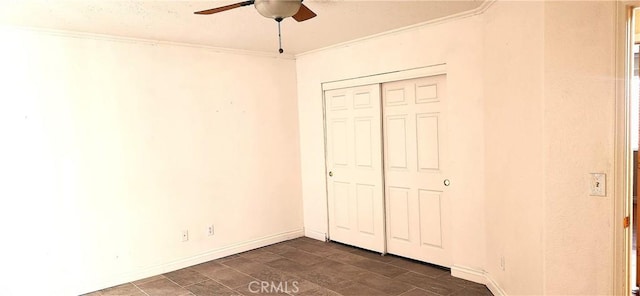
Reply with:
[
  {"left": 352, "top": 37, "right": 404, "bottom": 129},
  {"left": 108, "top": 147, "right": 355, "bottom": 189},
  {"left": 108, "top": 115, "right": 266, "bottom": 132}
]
[
  {"left": 129, "top": 282, "right": 150, "bottom": 296},
  {"left": 180, "top": 273, "right": 243, "bottom": 296},
  {"left": 209, "top": 259, "right": 265, "bottom": 292}
]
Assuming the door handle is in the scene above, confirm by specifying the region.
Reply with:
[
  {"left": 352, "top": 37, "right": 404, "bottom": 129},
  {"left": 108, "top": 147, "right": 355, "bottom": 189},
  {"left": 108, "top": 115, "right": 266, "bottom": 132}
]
[
  {"left": 444, "top": 179, "right": 450, "bottom": 186},
  {"left": 329, "top": 171, "right": 333, "bottom": 177}
]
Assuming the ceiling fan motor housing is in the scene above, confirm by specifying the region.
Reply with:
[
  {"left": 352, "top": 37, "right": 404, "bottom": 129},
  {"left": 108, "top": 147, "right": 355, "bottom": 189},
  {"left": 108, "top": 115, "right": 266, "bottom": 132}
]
[{"left": 254, "top": 0, "right": 302, "bottom": 19}]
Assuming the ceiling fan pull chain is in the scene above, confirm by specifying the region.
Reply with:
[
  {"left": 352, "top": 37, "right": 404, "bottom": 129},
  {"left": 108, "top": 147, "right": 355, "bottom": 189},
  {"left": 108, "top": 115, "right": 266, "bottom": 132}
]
[{"left": 276, "top": 18, "right": 284, "bottom": 54}]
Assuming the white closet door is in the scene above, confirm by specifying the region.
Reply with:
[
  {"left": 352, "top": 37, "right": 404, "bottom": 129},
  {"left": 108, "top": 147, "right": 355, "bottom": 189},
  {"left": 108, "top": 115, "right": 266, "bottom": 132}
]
[
  {"left": 324, "top": 84, "right": 385, "bottom": 253},
  {"left": 383, "top": 75, "right": 451, "bottom": 267}
]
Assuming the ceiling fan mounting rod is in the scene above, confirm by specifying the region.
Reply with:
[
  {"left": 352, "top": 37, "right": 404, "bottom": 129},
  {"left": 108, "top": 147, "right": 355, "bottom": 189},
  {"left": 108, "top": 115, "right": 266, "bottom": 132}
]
[{"left": 276, "top": 17, "right": 284, "bottom": 54}]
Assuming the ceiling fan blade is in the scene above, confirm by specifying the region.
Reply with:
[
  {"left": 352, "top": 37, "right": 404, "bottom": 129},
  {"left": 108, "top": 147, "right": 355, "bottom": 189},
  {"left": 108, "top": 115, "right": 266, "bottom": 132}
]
[
  {"left": 194, "top": 1, "right": 254, "bottom": 15},
  {"left": 292, "top": 4, "right": 316, "bottom": 22}
]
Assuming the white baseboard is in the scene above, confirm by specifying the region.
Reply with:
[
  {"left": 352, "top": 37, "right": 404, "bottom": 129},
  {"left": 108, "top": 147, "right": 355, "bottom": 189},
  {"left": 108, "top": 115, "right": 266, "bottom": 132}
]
[
  {"left": 304, "top": 228, "right": 327, "bottom": 241},
  {"left": 78, "top": 228, "right": 304, "bottom": 295},
  {"left": 451, "top": 265, "right": 486, "bottom": 284},
  {"left": 485, "top": 273, "right": 507, "bottom": 296},
  {"left": 451, "top": 265, "right": 506, "bottom": 296}
]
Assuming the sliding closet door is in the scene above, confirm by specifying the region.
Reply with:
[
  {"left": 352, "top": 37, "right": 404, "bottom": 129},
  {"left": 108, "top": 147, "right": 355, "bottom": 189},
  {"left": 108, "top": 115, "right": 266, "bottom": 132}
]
[
  {"left": 383, "top": 75, "right": 452, "bottom": 267},
  {"left": 324, "top": 84, "right": 385, "bottom": 253}
]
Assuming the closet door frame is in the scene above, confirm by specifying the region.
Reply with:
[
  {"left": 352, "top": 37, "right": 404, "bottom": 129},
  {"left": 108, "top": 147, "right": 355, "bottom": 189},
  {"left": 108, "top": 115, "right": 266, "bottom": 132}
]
[
  {"left": 321, "top": 64, "right": 447, "bottom": 253},
  {"left": 321, "top": 64, "right": 447, "bottom": 92}
]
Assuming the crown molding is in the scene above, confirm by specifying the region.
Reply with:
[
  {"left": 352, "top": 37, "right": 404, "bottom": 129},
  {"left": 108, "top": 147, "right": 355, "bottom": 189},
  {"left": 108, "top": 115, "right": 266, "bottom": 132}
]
[
  {"left": 296, "top": 0, "right": 496, "bottom": 58},
  {"left": 0, "top": 25, "right": 297, "bottom": 60}
]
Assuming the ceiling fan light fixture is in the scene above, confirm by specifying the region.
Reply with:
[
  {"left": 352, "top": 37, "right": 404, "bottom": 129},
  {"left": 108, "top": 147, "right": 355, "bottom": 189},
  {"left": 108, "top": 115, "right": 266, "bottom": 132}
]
[{"left": 254, "top": 0, "right": 301, "bottom": 20}]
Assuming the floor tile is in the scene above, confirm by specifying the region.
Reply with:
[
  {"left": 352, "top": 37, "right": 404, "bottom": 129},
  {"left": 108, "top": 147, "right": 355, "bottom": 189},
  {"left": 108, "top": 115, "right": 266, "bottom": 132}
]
[
  {"left": 349, "top": 256, "right": 407, "bottom": 278},
  {"left": 279, "top": 249, "right": 325, "bottom": 265},
  {"left": 244, "top": 264, "right": 300, "bottom": 283},
  {"left": 389, "top": 259, "right": 448, "bottom": 279},
  {"left": 184, "top": 279, "right": 238, "bottom": 296},
  {"left": 100, "top": 283, "right": 143, "bottom": 296},
  {"left": 190, "top": 261, "right": 228, "bottom": 277},
  {"left": 132, "top": 275, "right": 166, "bottom": 286},
  {"left": 293, "top": 279, "right": 342, "bottom": 296},
  {"left": 353, "top": 271, "right": 414, "bottom": 295},
  {"left": 398, "top": 288, "right": 439, "bottom": 296},
  {"left": 265, "top": 257, "right": 312, "bottom": 273},
  {"left": 395, "top": 272, "right": 465, "bottom": 295},
  {"left": 221, "top": 256, "right": 263, "bottom": 273},
  {"left": 325, "top": 251, "right": 366, "bottom": 266},
  {"left": 137, "top": 278, "right": 191, "bottom": 296},
  {"left": 203, "top": 267, "right": 256, "bottom": 289},
  {"left": 331, "top": 281, "right": 388, "bottom": 296},
  {"left": 298, "top": 266, "right": 356, "bottom": 292},
  {"left": 164, "top": 268, "right": 209, "bottom": 287}
]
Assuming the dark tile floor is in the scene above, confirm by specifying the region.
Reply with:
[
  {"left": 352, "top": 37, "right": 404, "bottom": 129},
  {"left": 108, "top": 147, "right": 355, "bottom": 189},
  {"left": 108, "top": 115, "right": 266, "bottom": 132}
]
[{"left": 83, "top": 237, "right": 493, "bottom": 296}]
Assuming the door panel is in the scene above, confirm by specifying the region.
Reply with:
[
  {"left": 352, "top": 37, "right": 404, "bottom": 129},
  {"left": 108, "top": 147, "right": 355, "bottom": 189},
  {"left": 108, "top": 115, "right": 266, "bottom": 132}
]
[
  {"left": 330, "top": 120, "right": 349, "bottom": 166},
  {"left": 386, "top": 116, "right": 409, "bottom": 170},
  {"left": 416, "top": 114, "right": 440, "bottom": 170},
  {"left": 388, "top": 187, "right": 410, "bottom": 241},
  {"left": 325, "top": 85, "right": 385, "bottom": 253},
  {"left": 333, "top": 182, "right": 350, "bottom": 230},
  {"left": 354, "top": 119, "right": 373, "bottom": 168},
  {"left": 383, "top": 75, "right": 451, "bottom": 267},
  {"left": 419, "top": 190, "right": 443, "bottom": 247},
  {"left": 356, "top": 184, "right": 375, "bottom": 234}
]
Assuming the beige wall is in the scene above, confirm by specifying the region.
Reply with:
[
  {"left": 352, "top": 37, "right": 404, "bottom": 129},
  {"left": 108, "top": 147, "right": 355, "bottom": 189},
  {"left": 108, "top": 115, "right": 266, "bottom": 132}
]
[
  {"left": 483, "top": 1, "right": 618, "bottom": 294},
  {"left": 483, "top": 1, "right": 545, "bottom": 294},
  {"left": 0, "top": 27, "right": 302, "bottom": 295},
  {"left": 543, "top": 1, "right": 616, "bottom": 294}
]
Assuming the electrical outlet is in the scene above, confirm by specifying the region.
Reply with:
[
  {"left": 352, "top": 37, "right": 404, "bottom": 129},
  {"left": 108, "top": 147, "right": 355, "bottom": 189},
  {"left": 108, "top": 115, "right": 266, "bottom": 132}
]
[
  {"left": 182, "top": 230, "right": 189, "bottom": 242},
  {"left": 207, "top": 225, "right": 214, "bottom": 236},
  {"left": 500, "top": 255, "right": 505, "bottom": 271}
]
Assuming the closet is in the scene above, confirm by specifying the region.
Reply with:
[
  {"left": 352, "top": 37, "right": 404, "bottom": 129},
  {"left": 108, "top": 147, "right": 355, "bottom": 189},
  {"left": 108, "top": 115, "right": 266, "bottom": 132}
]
[{"left": 323, "top": 67, "right": 452, "bottom": 267}]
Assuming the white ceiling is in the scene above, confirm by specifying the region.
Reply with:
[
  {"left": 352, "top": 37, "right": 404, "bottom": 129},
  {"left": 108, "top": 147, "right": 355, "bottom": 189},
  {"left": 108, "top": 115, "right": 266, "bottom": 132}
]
[{"left": 0, "top": 0, "right": 485, "bottom": 55}]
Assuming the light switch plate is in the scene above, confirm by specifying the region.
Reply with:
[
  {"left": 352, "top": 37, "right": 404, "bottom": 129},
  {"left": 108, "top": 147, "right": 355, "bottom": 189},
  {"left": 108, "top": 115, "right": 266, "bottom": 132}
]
[{"left": 589, "top": 173, "right": 606, "bottom": 196}]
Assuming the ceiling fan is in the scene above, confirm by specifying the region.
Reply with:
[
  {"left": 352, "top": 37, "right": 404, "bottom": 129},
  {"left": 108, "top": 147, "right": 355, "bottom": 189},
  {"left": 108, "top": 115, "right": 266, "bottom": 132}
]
[{"left": 195, "top": 0, "right": 317, "bottom": 54}]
